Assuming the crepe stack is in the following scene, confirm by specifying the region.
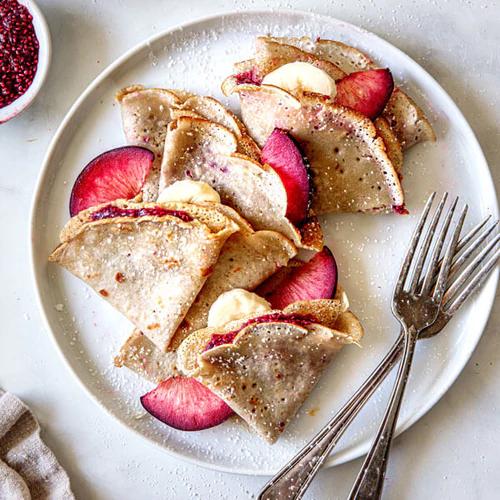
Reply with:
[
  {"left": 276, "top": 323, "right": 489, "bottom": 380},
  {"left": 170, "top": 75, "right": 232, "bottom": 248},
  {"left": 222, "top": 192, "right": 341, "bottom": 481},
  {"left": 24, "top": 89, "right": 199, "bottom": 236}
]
[
  {"left": 222, "top": 36, "right": 435, "bottom": 213},
  {"left": 117, "top": 86, "right": 261, "bottom": 201},
  {"left": 118, "top": 86, "right": 323, "bottom": 250}
]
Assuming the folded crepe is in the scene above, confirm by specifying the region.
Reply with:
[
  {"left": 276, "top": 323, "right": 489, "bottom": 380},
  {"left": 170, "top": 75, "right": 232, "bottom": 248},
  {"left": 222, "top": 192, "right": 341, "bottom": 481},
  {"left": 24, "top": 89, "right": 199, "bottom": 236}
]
[
  {"left": 223, "top": 36, "right": 436, "bottom": 213},
  {"left": 228, "top": 87, "right": 404, "bottom": 213},
  {"left": 116, "top": 86, "right": 185, "bottom": 201},
  {"left": 177, "top": 298, "right": 363, "bottom": 443},
  {"left": 49, "top": 200, "right": 238, "bottom": 350},
  {"left": 117, "top": 86, "right": 260, "bottom": 200},
  {"left": 159, "top": 115, "right": 323, "bottom": 249},
  {"left": 170, "top": 94, "right": 261, "bottom": 161},
  {"left": 115, "top": 203, "right": 297, "bottom": 374},
  {"left": 223, "top": 36, "right": 435, "bottom": 150}
]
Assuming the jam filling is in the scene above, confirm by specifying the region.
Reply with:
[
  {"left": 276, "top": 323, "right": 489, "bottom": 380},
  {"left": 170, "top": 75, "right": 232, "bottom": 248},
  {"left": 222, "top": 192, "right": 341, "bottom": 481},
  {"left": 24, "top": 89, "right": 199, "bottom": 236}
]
[
  {"left": 393, "top": 204, "right": 409, "bottom": 215},
  {"left": 0, "top": 0, "right": 39, "bottom": 109},
  {"left": 234, "top": 68, "right": 262, "bottom": 86},
  {"left": 204, "top": 312, "right": 316, "bottom": 352},
  {"left": 90, "top": 204, "right": 194, "bottom": 222}
]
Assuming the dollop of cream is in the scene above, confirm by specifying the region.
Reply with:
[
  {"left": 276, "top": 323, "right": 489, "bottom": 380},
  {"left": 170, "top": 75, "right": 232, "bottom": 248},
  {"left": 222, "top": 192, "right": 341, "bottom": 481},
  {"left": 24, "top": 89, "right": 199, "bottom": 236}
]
[
  {"left": 262, "top": 62, "right": 337, "bottom": 99},
  {"left": 207, "top": 289, "right": 271, "bottom": 328},
  {"left": 157, "top": 180, "right": 221, "bottom": 204}
]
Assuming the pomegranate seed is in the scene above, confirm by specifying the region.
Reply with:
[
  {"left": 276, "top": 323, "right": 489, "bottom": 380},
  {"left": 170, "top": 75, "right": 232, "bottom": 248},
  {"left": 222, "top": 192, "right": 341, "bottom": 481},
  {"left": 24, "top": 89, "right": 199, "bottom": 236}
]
[{"left": 0, "top": 0, "right": 39, "bottom": 109}]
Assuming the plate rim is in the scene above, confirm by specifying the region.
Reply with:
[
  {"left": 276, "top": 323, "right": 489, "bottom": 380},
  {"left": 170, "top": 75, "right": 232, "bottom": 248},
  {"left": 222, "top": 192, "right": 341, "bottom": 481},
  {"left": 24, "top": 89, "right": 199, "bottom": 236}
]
[{"left": 29, "top": 8, "right": 499, "bottom": 476}]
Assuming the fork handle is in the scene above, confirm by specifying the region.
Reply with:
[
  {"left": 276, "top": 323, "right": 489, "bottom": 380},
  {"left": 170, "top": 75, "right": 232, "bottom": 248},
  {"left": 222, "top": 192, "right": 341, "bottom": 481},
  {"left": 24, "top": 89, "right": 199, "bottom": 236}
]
[
  {"left": 348, "top": 325, "right": 419, "bottom": 500},
  {"left": 258, "top": 334, "right": 405, "bottom": 500}
]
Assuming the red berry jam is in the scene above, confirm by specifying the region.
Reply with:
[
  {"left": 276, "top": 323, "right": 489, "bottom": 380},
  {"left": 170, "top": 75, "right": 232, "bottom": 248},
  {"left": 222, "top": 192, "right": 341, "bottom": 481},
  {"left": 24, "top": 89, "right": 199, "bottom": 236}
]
[
  {"left": 393, "top": 204, "right": 409, "bottom": 215},
  {"left": 204, "top": 312, "right": 316, "bottom": 351},
  {"left": 0, "top": 0, "right": 39, "bottom": 109},
  {"left": 234, "top": 67, "right": 262, "bottom": 86},
  {"left": 90, "top": 204, "right": 194, "bottom": 222}
]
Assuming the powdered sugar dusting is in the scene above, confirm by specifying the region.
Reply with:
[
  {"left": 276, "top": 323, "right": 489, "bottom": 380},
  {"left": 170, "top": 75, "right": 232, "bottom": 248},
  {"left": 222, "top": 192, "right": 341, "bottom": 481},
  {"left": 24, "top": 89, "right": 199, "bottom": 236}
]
[{"left": 37, "top": 11, "right": 496, "bottom": 474}]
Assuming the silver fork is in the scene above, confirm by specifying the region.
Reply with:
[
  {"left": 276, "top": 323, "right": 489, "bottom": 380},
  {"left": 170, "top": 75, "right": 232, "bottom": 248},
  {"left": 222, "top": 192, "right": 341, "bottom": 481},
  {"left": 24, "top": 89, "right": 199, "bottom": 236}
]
[
  {"left": 259, "top": 195, "right": 499, "bottom": 500},
  {"left": 348, "top": 194, "right": 465, "bottom": 499}
]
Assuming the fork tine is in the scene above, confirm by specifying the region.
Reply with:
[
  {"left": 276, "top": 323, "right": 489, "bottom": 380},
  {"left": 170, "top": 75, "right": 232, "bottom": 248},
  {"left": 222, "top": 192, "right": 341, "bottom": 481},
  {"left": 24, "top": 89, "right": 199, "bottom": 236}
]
[
  {"left": 409, "top": 193, "right": 448, "bottom": 293},
  {"left": 445, "top": 245, "right": 500, "bottom": 315},
  {"left": 416, "top": 216, "right": 495, "bottom": 293},
  {"left": 433, "top": 203, "right": 467, "bottom": 303},
  {"left": 455, "top": 216, "right": 493, "bottom": 254},
  {"left": 395, "top": 192, "right": 436, "bottom": 294},
  {"left": 444, "top": 231, "right": 500, "bottom": 306},
  {"left": 449, "top": 220, "right": 498, "bottom": 279},
  {"left": 420, "top": 196, "right": 458, "bottom": 295}
]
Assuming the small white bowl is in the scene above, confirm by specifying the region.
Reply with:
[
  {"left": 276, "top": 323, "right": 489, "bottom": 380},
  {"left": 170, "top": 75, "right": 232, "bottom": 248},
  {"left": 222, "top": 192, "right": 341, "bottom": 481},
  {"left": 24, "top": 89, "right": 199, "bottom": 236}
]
[{"left": 0, "top": 0, "right": 51, "bottom": 124}]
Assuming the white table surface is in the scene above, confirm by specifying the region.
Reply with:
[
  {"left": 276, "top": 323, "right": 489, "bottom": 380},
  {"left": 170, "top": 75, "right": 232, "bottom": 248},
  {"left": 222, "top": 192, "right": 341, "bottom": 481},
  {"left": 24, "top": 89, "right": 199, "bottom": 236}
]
[{"left": 1, "top": 0, "right": 499, "bottom": 498}]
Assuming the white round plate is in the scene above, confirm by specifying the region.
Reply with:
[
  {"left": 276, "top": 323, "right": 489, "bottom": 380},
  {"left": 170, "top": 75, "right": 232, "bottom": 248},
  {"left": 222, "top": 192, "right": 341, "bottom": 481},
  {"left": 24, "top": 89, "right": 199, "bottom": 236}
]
[{"left": 30, "top": 10, "right": 498, "bottom": 475}]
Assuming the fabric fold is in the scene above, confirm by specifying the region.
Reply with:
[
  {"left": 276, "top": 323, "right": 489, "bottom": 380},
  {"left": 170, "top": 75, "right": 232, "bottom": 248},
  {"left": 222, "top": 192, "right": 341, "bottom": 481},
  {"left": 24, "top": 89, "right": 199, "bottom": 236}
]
[{"left": 0, "top": 390, "right": 74, "bottom": 499}]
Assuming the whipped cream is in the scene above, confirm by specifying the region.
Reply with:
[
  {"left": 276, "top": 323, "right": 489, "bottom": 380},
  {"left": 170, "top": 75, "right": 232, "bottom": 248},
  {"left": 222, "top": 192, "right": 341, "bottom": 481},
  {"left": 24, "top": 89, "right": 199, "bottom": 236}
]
[
  {"left": 262, "top": 62, "right": 337, "bottom": 99},
  {"left": 158, "top": 180, "right": 221, "bottom": 204},
  {"left": 207, "top": 289, "right": 271, "bottom": 328}
]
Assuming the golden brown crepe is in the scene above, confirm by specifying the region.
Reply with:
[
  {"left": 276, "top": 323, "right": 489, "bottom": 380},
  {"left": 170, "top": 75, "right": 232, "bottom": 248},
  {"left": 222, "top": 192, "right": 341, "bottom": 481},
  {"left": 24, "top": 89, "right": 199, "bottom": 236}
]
[
  {"left": 232, "top": 87, "right": 404, "bottom": 213},
  {"left": 170, "top": 94, "right": 261, "bottom": 161},
  {"left": 177, "top": 299, "right": 363, "bottom": 443},
  {"left": 222, "top": 36, "right": 436, "bottom": 213},
  {"left": 117, "top": 86, "right": 260, "bottom": 200},
  {"left": 159, "top": 115, "right": 324, "bottom": 249},
  {"left": 49, "top": 200, "right": 238, "bottom": 350}
]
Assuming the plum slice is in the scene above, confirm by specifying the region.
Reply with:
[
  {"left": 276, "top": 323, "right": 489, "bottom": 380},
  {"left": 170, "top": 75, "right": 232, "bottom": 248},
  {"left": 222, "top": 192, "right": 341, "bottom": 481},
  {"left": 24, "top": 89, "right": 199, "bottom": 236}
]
[
  {"left": 141, "top": 377, "right": 234, "bottom": 431},
  {"left": 69, "top": 146, "right": 154, "bottom": 216},
  {"left": 261, "top": 128, "right": 311, "bottom": 225},
  {"left": 335, "top": 68, "right": 394, "bottom": 120},
  {"left": 257, "top": 247, "right": 338, "bottom": 310}
]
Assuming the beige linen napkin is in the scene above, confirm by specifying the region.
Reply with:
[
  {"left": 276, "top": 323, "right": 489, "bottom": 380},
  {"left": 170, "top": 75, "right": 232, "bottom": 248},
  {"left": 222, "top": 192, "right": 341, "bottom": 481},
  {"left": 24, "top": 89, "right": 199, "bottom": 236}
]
[{"left": 0, "top": 390, "right": 74, "bottom": 500}]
